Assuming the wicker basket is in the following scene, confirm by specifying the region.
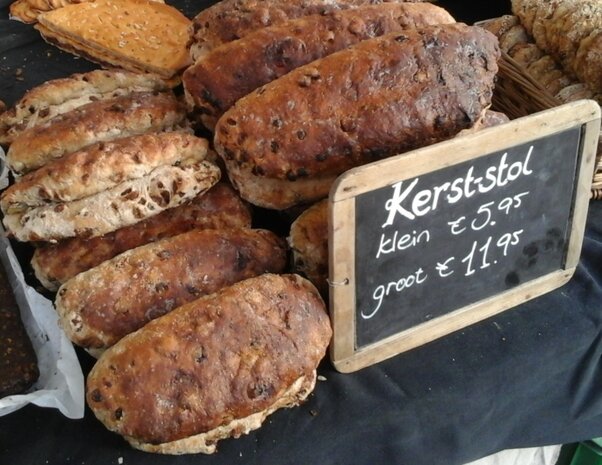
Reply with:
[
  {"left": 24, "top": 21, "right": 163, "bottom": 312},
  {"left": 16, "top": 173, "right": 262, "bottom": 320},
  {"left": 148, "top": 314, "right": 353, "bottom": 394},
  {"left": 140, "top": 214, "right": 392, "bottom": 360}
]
[{"left": 491, "top": 52, "right": 602, "bottom": 199}]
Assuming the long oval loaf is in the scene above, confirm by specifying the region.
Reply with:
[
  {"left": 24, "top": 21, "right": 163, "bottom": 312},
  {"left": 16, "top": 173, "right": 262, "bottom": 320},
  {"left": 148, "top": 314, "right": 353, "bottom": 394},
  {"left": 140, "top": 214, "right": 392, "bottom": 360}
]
[
  {"left": 86, "top": 274, "right": 332, "bottom": 454},
  {"left": 6, "top": 91, "right": 186, "bottom": 175},
  {"left": 3, "top": 159, "right": 221, "bottom": 242},
  {"left": 285, "top": 110, "right": 510, "bottom": 297},
  {"left": 184, "top": 2, "right": 454, "bottom": 129},
  {"left": 1, "top": 131, "right": 209, "bottom": 215},
  {"left": 0, "top": 69, "right": 169, "bottom": 145},
  {"left": 189, "top": 0, "right": 423, "bottom": 61},
  {"left": 31, "top": 183, "right": 252, "bottom": 291},
  {"left": 214, "top": 23, "right": 500, "bottom": 209},
  {"left": 55, "top": 228, "right": 288, "bottom": 350}
]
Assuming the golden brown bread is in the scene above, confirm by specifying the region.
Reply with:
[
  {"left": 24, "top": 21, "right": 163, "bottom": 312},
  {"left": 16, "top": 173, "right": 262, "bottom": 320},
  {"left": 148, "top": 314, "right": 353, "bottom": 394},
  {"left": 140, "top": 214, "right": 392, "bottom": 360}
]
[
  {"left": 480, "top": 14, "right": 599, "bottom": 104},
  {"left": 184, "top": 2, "right": 454, "bottom": 129},
  {"left": 6, "top": 91, "right": 187, "bottom": 175},
  {"left": 511, "top": 0, "right": 602, "bottom": 93},
  {"left": 86, "top": 273, "right": 331, "bottom": 454},
  {"left": 0, "top": 69, "right": 170, "bottom": 145},
  {"left": 31, "top": 183, "right": 252, "bottom": 291},
  {"left": 10, "top": 0, "right": 165, "bottom": 24},
  {"left": 9, "top": 0, "right": 41, "bottom": 24},
  {"left": 35, "top": 0, "right": 191, "bottom": 78},
  {"left": 1, "top": 132, "right": 209, "bottom": 215},
  {"left": 214, "top": 24, "right": 500, "bottom": 209},
  {"left": 55, "top": 228, "right": 288, "bottom": 350},
  {"left": 3, "top": 160, "right": 221, "bottom": 242}
]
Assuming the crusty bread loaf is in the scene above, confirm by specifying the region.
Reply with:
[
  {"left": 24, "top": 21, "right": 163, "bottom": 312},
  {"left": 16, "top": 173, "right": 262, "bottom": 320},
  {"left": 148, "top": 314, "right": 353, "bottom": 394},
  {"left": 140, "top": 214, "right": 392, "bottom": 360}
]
[
  {"left": 288, "top": 199, "right": 329, "bottom": 297},
  {"left": 285, "top": 109, "right": 510, "bottom": 296},
  {"left": 189, "top": 0, "right": 424, "bottom": 61},
  {"left": 3, "top": 160, "right": 221, "bottom": 242},
  {"left": 215, "top": 24, "right": 500, "bottom": 209},
  {"left": 0, "top": 69, "right": 169, "bottom": 145},
  {"left": 31, "top": 183, "right": 252, "bottom": 291},
  {"left": 7, "top": 91, "right": 186, "bottom": 175},
  {"left": 511, "top": 0, "right": 602, "bottom": 93},
  {"left": 86, "top": 273, "right": 331, "bottom": 454},
  {"left": 184, "top": 2, "right": 454, "bottom": 129},
  {"left": 36, "top": 0, "right": 191, "bottom": 78},
  {"left": 1, "top": 132, "right": 209, "bottom": 215},
  {"left": 479, "top": 14, "right": 597, "bottom": 104},
  {"left": 55, "top": 228, "right": 288, "bottom": 350}
]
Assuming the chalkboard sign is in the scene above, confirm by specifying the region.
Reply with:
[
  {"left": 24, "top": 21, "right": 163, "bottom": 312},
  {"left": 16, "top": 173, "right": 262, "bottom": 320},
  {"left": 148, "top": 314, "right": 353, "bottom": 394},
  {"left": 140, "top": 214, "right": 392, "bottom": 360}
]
[{"left": 329, "top": 101, "right": 601, "bottom": 373}]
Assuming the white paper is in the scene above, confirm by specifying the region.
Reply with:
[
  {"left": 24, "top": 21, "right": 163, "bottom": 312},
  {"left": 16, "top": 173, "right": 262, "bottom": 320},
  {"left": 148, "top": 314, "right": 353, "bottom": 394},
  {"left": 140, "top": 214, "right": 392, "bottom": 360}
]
[
  {"left": 0, "top": 220, "right": 85, "bottom": 419},
  {"left": 466, "top": 446, "right": 561, "bottom": 465},
  {"left": 0, "top": 145, "right": 8, "bottom": 190}
]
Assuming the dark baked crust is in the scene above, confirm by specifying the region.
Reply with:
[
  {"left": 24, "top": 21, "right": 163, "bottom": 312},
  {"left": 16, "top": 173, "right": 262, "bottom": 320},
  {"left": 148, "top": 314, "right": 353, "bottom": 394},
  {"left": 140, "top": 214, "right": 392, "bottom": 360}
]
[
  {"left": 0, "top": 264, "right": 39, "bottom": 397},
  {"left": 31, "top": 183, "right": 252, "bottom": 291},
  {"left": 214, "top": 24, "right": 500, "bottom": 187},
  {"left": 7, "top": 91, "right": 186, "bottom": 175},
  {"left": 288, "top": 199, "right": 329, "bottom": 296},
  {"left": 55, "top": 228, "right": 288, "bottom": 349},
  {"left": 183, "top": 2, "right": 454, "bottom": 129},
  {"left": 189, "top": 0, "right": 424, "bottom": 60},
  {"left": 86, "top": 273, "right": 331, "bottom": 446},
  {"left": 225, "top": 163, "right": 335, "bottom": 210}
]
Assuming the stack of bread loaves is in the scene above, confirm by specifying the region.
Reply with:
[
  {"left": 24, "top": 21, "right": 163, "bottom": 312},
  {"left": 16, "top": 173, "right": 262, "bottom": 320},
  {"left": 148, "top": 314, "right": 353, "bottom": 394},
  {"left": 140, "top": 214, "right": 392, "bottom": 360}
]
[
  {"left": 480, "top": 1, "right": 602, "bottom": 104},
  {"left": 185, "top": 1, "right": 502, "bottom": 210},
  {"left": 0, "top": 68, "right": 295, "bottom": 361},
  {"left": 511, "top": 0, "right": 601, "bottom": 95},
  {"left": 0, "top": 0, "right": 514, "bottom": 454},
  {"left": 0, "top": 67, "right": 324, "bottom": 454}
]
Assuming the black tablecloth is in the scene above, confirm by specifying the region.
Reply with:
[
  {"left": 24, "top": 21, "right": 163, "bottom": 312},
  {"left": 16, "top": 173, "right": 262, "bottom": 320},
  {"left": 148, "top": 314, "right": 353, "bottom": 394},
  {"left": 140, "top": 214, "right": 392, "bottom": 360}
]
[{"left": 4, "top": 1, "right": 602, "bottom": 464}]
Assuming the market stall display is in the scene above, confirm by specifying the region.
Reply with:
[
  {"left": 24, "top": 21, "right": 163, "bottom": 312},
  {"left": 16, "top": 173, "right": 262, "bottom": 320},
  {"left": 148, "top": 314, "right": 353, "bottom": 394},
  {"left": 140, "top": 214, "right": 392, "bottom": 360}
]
[{"left": 2, "top": 0, "right": 602, "bottom": 464}]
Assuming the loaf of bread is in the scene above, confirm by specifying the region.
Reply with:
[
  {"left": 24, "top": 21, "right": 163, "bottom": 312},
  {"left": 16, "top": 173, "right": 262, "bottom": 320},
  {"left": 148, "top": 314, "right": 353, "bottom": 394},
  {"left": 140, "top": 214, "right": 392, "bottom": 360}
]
[
  {"left": 31, "top": 183, "right": 251, "bottom": 291},
  {"left": 479, "top": 15, "right": 599, "bottom": 104},
  {"left": 3, "top": 160, "right": 221, "bottom": 242},
  {"left": 55, "top": 228, "right": 288, "bottom": 351},
  {"left": 287, "top": 109, "right": 510, "bottom": 296},
  {"left": 0, "top": 264, "right": 39, "bottom": 397},
  {"left": 1, "top": 132, "right": 210, "bottom": 215},
  {"left": 189, "top": 0, "right": 424, "bottom": 61},
  {"left": 6, "top": 91, "right": 187, "bottom": 175},
  {"left": 511, "top": 0, "right": 602, "bottom": 93},
  {"left": 35, "top": 0, "right": 191, "bottom": 79},
  {"left": 214, "top": 24, "right": 500, "bottom": 209},
  {"left": 0, "top": 70, "right": 170, "bottom": 145},
  {"left": 288, "top": 199, "right": 329, "bottom": 297},
  {"left": 86, "top": 273, "right": 331, "bottom": 454},
  {"left": 184, "top": 2, "right": 454, "bottom": 129}
]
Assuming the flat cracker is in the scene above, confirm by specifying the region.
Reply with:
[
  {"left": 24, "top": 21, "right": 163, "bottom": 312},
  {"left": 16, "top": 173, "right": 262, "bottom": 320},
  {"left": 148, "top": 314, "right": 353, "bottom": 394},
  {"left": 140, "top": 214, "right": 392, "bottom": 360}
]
[
  {"left": 36, "top": 0, "right": 190, "bottom": 78},
  {"left": 9, "top": 0, "right": 41, "bottom": 23}
]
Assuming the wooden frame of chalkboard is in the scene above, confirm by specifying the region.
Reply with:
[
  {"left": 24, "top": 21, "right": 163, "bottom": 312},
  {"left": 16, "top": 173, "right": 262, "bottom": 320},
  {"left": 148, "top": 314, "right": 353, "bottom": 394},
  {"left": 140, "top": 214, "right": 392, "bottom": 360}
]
[{"left": 329, "top": 100, "right": 601, "bottom": 373}]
